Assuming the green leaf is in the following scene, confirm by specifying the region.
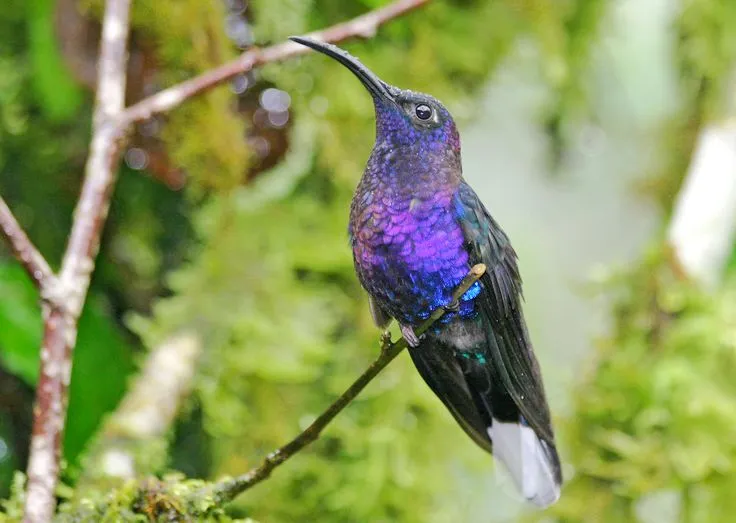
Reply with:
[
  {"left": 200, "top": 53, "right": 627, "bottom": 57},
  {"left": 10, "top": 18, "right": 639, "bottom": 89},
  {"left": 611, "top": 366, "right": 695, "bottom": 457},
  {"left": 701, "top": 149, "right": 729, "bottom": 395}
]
[
  {"left": 0, "top": 263, "right": 135, "bottom": 465},
  {"left": 25, "top": 0, "right": 84, "bottom": 122},
  {"left": 64, "top": 294, "right": 136, "bottom": 464},
  {"left": 0, "top": 263, "right": 42, "bottom": 384}
]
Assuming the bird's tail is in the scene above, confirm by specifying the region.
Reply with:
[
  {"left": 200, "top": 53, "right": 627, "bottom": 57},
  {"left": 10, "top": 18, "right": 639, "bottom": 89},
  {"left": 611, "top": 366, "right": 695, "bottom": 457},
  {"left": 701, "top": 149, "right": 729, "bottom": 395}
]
[
  {"left": 485, "top": 405, "right": 562, "bottom": 507},
  {"left": 408, "top": 334, "right": 562, "bottom": 508}
]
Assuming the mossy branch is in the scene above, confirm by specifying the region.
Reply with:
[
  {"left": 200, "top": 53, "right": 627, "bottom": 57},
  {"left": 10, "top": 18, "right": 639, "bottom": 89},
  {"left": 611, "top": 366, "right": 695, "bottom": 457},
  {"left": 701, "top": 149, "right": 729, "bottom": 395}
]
[{"left": 210, "top": 263, "right": 487, "bottom": 505}]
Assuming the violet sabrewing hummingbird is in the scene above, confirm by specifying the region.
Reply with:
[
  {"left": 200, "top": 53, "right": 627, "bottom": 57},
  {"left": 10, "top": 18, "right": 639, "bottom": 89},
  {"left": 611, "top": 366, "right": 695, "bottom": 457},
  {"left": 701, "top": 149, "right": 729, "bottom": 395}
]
[{"left": 291, "top": 36, "right": 562, "bottom": 507}]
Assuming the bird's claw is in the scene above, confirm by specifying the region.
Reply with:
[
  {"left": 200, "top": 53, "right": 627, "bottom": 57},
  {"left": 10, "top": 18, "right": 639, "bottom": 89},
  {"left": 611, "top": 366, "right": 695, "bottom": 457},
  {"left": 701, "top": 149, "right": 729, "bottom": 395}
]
[
  {"left": 443, "top": 299, "right": 460, "bottom": 313},
  {"left": 380, "top": 330, "right": 392, "bottom": 347},
  {"left": 400, "top": 324, "right": 421, "bottom": 348}
]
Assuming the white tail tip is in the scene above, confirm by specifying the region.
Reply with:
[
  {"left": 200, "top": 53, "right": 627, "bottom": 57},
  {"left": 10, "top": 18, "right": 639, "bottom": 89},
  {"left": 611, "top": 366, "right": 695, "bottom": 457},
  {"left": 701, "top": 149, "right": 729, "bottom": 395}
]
[{"left": 488, "top": 419, "right": 561, "bottom": 508}]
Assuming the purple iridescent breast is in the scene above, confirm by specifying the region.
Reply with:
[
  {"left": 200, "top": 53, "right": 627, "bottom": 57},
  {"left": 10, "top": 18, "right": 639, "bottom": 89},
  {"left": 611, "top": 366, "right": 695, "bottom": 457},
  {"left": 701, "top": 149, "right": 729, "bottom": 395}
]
[{"left": 350, "top": 183, "right": 480, "bottom": 325}]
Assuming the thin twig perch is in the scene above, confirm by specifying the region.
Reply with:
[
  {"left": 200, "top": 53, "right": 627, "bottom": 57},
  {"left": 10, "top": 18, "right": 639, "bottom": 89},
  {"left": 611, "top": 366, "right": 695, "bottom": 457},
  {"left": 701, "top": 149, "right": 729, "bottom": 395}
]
[
  {"left": 211, "top": 264, "right": 487, "bottom": 504},
  {"left": 121, "top": 0, "right": 430, "bottom": 125}
]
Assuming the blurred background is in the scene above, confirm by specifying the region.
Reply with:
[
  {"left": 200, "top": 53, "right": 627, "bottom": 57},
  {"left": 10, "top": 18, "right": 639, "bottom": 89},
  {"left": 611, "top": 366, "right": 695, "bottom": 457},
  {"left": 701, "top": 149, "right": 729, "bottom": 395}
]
[{"left": 1, "top": 0, "right": 736, "bottom": 521}]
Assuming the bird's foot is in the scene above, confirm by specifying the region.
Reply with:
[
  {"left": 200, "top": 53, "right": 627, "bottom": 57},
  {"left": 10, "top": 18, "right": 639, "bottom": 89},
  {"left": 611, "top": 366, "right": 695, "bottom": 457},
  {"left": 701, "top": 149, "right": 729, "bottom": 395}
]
[
  {"left": 443, "top": 299, "right": 460, "bottom": 313},
  {"left": 400, "top": 324, "right": 421, "bottom": 348},
  {"left": 380, "top": 330, "right": 393, "bottom": 349}
]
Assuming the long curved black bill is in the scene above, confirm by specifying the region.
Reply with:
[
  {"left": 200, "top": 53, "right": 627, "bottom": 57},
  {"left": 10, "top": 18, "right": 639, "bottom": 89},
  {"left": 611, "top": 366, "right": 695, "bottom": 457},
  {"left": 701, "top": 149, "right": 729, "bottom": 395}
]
[{"left": 290, "top": 36, "right": 394, "bottom": 102}]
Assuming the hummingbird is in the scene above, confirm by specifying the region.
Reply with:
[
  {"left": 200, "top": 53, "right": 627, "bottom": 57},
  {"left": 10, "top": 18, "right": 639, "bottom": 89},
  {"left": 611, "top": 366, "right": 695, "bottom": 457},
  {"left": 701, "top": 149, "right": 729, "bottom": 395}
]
[{"left": 291, "top": 36, "right": 562, "bottom": 507}]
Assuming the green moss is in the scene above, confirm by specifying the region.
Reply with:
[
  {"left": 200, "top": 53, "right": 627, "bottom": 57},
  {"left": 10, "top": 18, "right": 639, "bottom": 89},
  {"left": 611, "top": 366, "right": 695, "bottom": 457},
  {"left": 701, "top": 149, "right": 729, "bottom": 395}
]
[
  {"left": 76, "top": 435, "right": 170, "bottom": 494},
  {"left": 0, "top": 473, "right": 26, "bottom": 522},
  {"left": 83, "top": 0, "right": 250, "bottom": 194},
  {"left": 57, "top": 475, "right": 255, "bottom": 522}
]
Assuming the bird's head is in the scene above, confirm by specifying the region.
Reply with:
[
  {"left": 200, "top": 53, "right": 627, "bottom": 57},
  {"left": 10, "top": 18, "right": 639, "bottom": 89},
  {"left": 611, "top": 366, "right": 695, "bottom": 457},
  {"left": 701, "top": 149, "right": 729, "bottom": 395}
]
[{"left": 290, "top": 37, "right": 460, "bottom": 155}]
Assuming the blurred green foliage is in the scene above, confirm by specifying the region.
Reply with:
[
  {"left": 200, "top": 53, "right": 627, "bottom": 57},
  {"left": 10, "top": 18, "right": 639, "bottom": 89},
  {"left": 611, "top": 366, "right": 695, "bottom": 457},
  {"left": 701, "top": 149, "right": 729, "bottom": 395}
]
[
  {"left": 533, "top": 3, "right": 736, "bottom": 520},
  {"left": 1, "top": 0, "right": 736, "bottom": 522},
  {"left": 27, "top": 0, "right": 84, "bottom": 122},
  {"left": 642, "top": 0, "right": 736, "bottom": 213},
  {"left": 535, "top": 254, "right": 736, "bottom": 523},
  {"left": 677, "top": 0, "right": 736, "bottom": 119}
]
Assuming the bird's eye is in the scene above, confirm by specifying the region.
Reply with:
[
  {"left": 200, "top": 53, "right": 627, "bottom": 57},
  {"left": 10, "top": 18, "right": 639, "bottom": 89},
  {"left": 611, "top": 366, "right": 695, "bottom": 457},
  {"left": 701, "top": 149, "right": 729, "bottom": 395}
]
[{"left": 415, "top": 104, "right": 432, "bottom": 120}]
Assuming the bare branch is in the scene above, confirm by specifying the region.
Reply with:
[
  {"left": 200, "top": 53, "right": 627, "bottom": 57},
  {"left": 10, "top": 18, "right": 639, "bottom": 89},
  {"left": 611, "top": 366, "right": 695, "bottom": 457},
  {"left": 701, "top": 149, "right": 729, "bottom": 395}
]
[
  {"left": 121, "top": 0, "right": 430, "bottom": 125},
  {"left": 22, "top": 305, "right": 70, "bottom": 523},
  {"left": 58, "top": 0, "right": 131, "bottom": 316},
  {"left": 211, "top": 264, "right": 487, "bottom": 505},
  {"left": 0, "top": 196, "right": 54, "bottom": 289},
  {"left": 23, "top": 0, "right": 132, "bottom": 521},
  {"left": 93, "top": 0, "right": 129, "bottom": 125}
]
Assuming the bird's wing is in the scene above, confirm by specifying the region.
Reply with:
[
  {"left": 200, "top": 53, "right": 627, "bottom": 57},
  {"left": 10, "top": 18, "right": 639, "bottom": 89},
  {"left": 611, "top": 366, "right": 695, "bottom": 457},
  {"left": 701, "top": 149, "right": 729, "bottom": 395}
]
[
  {"left": 453, "top": 182, "right": 555, "bottom": 444},
  {"left": 408, "top": 342, "right": 494, "bottom": 453}
]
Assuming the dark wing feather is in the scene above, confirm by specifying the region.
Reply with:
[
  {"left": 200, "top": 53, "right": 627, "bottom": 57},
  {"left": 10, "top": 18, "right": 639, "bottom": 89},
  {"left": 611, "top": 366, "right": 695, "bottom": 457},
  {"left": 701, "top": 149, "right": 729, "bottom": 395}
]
[
  {"left": 454, "top": 183, "right": 555, "bottom": 444},
  {"left": 408, "top": 341, "right": 493, "bottom": 453}
]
